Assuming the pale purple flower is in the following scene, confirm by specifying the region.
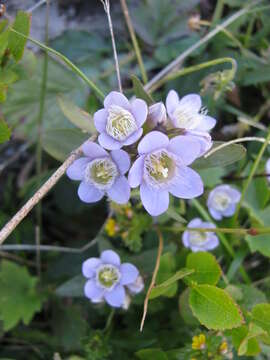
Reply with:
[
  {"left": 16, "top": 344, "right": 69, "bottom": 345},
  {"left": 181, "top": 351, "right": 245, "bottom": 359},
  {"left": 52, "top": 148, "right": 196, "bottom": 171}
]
[
  {"left": 147, "top": 102, "right": 167, "bottom": 128},
  {"left": 166, "top": 90, "right": 216, "bottom": 155},
  {"left": 266, "top": 159, "right": 270, "bottom": 182},
  {"left": 207, "top": 184, "right": 241, "bottom": 220},
  {"left": 94, "top": 91, "right": 148, "bottom": 150},
  {"left": 183, "top": 218, "right": 219, "bottom": 252},
  {"left": 66, "top": 141, "right": 130, "bottom": 204},
  {"left": 82, "top": 250, "right": 144, "bottom": 308},
  {"left": 128, "top": 131, "right": 204, "bottom": 216}
]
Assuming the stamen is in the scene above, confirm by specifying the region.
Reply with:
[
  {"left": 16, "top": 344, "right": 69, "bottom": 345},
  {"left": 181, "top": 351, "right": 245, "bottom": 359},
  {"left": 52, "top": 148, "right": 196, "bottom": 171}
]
[
  {"left": 106, "top": 105, "right": 137, "bottom": 141},
  {"left": 213, "top": 192, "right": 231, "bottom": 211},
  {"left": 189, "top": 231, "right": 208, "bottom": 246},
  {"left": 173, "top": 103, "right": 203, "bottom": 130},
  {"left": 96, "top": 264, "right": 121, "bottom": 289},
  {"left": 84, "top": 158, "right": 118, "bottom": 190}
]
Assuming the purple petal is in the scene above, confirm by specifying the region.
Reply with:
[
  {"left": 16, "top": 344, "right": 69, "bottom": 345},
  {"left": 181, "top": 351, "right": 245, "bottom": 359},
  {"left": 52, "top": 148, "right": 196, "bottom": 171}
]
[
  {"left": 195, "top": 115, "right": 216, "bottom": 132},
  {"left": 205, "top": 235, "right": 219, "bottom": 250},
  {"left": 128, "top": 156, "right": 144, "bottom": 188},
  {"left": 138, "top": 131, "right": 169, "bottom": 155},
  {"left": 166, "top": 90, "right": 179, "bottom": 116},
  {"left": 120, "top": 263, "right": 139, "bottom": 285},
  {"left": 82, "top": 258, "right": 101, "bottom": 278},
  {"left": 179, "top": 94, "right": 202, "bottom": 113},
  {"left": 168, "top": 135, "right": 201, "bottom": 165},
  {"left": 223, "top": 203, "right": 236, "bottom": 217},
  {"left": 107, "top": 176, "right": 130, "bottom": 204},
  {"left": 186, "top": 131, "right": 212, "bottom": 156},
  {"left": 131, "top": 98, "right": 148, "bottom": 127},
  {"left": 104, "top": 91, "right": 130, "bottom": 110},
  {"left": 127, "top": 276, "right": 144, "bottom": 294},
  {"left": 66, "top": 157, "right": 90, "bottom": 180},
  {"left": 78, "top": 181, "right": 104, "bottom": 203},
  {"left": 187, "top": 218, "right": 203, "bottom": 228},
  {"left": 122, "top": 128, "right": 143, "bottom": 146},
  {"left": 209, "top": 207, "right": 222, "bottom": 220},
  {"left": 140, "top": 182, "right": 169, "bottom": 216},
  {"left": 168, "top": 166, "right": 203, "bottom": 199},
  {"left": 104, "top": 284, "right": 125, "bottom": 307},
  {"left": 266, "top": 159, "right": 270, "bottom": 176},
  {"left": 182, "top": 231, "right": 190, "bottom": 248},
  {"left": 82, "top": 141, "right": 108, "bottom": 158},
  {"left": 98, "top": 133, "right": 122, "bottom": 150},
  {"left": 94, "top": 109, "right": 108, "bottom": 133},
  {"left": 101, "top": 250, "right": 121, "bottom": 266},
  {"left": 110, "top": 149, "right": 130, "bottom": 175},
  {"left": 84, "top": 279, "right": 104, "bottom": 302}
]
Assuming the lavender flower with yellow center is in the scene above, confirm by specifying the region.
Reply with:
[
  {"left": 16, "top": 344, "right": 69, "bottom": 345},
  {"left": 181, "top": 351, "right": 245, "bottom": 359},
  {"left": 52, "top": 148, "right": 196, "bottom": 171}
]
[
  {"left": 94, "top": 91, "right": 148, "bottom": 150},
  {"left": 128, "top": 131, "right": 203, "bottom": 216},
  {"left": 82, "top": 250, "right": 144, "bottom": 308}
]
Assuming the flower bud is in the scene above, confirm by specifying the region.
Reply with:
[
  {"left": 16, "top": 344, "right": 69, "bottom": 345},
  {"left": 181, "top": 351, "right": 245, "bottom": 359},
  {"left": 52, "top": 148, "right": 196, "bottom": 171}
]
[{"left": 147, "top": 102, "right": 167, "bottom": 128}]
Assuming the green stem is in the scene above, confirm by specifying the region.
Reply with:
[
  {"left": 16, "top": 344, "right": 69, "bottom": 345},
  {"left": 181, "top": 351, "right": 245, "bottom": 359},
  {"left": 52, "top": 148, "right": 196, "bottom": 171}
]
[
  {"left": 235, "top": 127, "right": 270, "bottom": 219},
  {"left": 10, "top": 28, "right": 105, "bottom": 100},
  {"left": 212, "top": 0, "right": 225, "bottom": 24},
  {"left": 104, "top": 309, "right": 115, "bottom": 333},
  {"left": 162, "top": 226, "right": 270, "bottom": 235}
]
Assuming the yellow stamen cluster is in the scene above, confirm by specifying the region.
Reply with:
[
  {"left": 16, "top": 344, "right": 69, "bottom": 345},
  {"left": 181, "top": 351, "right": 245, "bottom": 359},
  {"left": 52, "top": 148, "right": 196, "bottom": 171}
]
[
  {"left": 105, "top": 218, "right": 118, "bottom": 237},
  {"left": 192, "top": 334, "right": 206, "bottom": 350},
  {"left": 219, "top": 341, "right": 228, "bottom": 355}
]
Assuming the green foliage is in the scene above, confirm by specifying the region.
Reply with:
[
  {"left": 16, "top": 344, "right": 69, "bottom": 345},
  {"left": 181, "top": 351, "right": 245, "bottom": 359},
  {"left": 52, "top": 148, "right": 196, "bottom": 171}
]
[
  {"left": 189, "top": 284, "right": 244, "bottom": 330},
  {"left": 230, "top": 324, "right": 263, "bottom": 357},
  {"left": 186, "top": 252, "right": 221, "bottom": 285},
  {"left": 252, "top": 304, "right": 270, "bottom": 335},
  {"left": 136, "top": 349, "right": 168, "bottom": 360},
  {"left": 131, "top": 75, "right": 153, "bottom": 105},
  {"left": 55, "top": 274, "right": 85, "bottom": 298},
  {"left": 0, "top": 261, "right": 42, "bottom": 331},
  {"left": 9, "top": 11, "right": 31, "bottom": 62},
  {"left": 0, "top": 119, "right": 11, "bottom": 144}
]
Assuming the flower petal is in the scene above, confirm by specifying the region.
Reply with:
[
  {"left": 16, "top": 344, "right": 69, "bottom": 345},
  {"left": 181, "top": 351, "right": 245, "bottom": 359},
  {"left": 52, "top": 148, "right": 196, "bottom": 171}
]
[
  {"left": 101, "top": 250, "right": 121, "bottom": 266},
  {"left": 140, "top": 182, "right": 169, "bottom": 216},
  {"left": 84, "top": 279, "right": 104, "bottom": 302},
  {"left": 78, "top": 181, "right": 104, "bottom": 203},
  {"left": 168, "top": 135, "right": 201, "bottom": 165},
  {"left": 82, "top": 141, "right": 108, "bottom": 158},
  {"left": 168, "top": 166, "right": 203, "bottom": 199},
  {"left": 186, "top": 131, "right": 212, "bottom": 156},
  {"left": 195, "top": 115, "right": 216, "bottom": 132},
  {"left": 205, "top": 235, "right": 219, "bottom": 250},
  {"left": 120, "top": 263, "right": 139, "bottom": 285},
  {"left": 187, "top": 218, "right": 203, "bottom": 228},
  {"left": 66, "top": 157, "right": 90, "bottom": 180},
  {"left": 122, "top": 128, "right": 143, "bottom": 146},
  {"left": 138, "top": 131, "right": 169, "bottom": 155},
  {"left": 223, "top": 203, "right": 236, "bottom": 217},
  {"left": 179, "top": 94, "right": 202, "bottom": 113},
  {"left": 110, "top": 149, "right": 130, "bottom": 175},
  {"left": 94, "top": 108, "right": 108, "bottom": 133},
  {"left": 131, "top": 98, "right": 148, "bottom": 127},
  {"left": 166, "top": 90, "right": 179, "bottom": 116},
  {"left": 209, "top": 207, "right": 222, "bottom": 220},
  {"left": 104, "top": 284, "right": 125, "bottom": 307},
  {"left": 104, "top": 91, "right": 130, "bottom": 110},
  {"left": 82, "top": 258, "right": 101, "bottom": 278},
  {"left": 107, "top": 176, "right": 130, "bottom": 204},
  {"left": 128, "top": 155, "right": 144, "bottom": 188},
  {"left": 98, "top": 133, "right": 122, "bottom": 150}
]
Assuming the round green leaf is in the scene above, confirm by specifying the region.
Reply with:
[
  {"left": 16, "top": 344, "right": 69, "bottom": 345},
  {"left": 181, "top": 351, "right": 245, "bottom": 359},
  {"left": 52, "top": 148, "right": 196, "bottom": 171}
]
[
  {"left": 186, "top": 252, "right": 221, "bottom": 285},
  {"left": 252, "top": 303, "right": 270, "bottom": 334}
]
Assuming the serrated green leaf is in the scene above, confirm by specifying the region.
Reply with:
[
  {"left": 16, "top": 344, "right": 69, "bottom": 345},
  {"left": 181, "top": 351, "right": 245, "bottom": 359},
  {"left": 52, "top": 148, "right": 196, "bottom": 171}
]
[
  {"left": 230, "top": 324, "right": 261, "bottom": 357},
  {"left": 252, "top": 303, "right": 270, "bottom": 334},
  {"left": 9, "top": 11, "right": 31, "bottom": 62},
  {"left": 42, "top": 128, "right": 89, "bottom": 161},
  {"left": 58, "top": 95, "right": 96, "bottom": 133},
  {"left": 150, "top": 268, "right": 194, "bottom": 299},
  {"left": 246, "top": 234, "right": 270, "bottom": 258},
  {"left": 0, "top": 261, "right": 42, "bottom": 331},
  {"left": 193, "top": 142, "right": 246, "bottom": 169},
  {"left": 238, "top": 323, "right": 265, "bottom": 356},
  {"left": 0, "top": 29, "right": 10, "bottom": 58},
  {"left": 136, "top": 349, "right": 168, "bottom": 360},
  {"left": 186, "top": 252, "right": 221, "bottom": 285},
  {"left": 0, "top": 119, "right": 11, "bottom": 144},
  {"left": 55, "top": 275, "right": 85, "bottom": 298},
  {"left": 131, "top": 75, "right": 153, "bottom": 105},
  {"left": 189, "top": 284, "right": 244, "bottom": 330}
]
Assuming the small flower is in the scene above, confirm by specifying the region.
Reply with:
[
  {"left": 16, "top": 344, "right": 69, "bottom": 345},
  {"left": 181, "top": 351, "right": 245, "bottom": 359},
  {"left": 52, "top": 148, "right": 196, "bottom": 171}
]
[
  {"left": 266, "top": 158, "right": 270, "bottom": 182},
  {"left": 183, "top": 218, "right": 219, "bottom": 252},
  {"left": 66, "top": 141, "right": 130, "bottom": 204},
  {"left": 219, "top": 341, "right": 228, "bottom": 355},
  {"left": 166, "top": 90, "right": 216, "bottom": 155},
  {"left": 105, "top": 218, "right": 118, "bottom": 237},
  {"left": 82, "top": 250, "right": 143, "bottom": 308},
  {"left": 188, "top": 14, "right": 201, "bottom": 31},
  {"left": 147, "top": 102, "right": 167, "bottom": 128},
  {"left": 207, "top": 184, "right": 241, "bottom": 220},
  {"left": 192, "top": 334, "right": 206, "bottom": 350},
  {"left": 128, "top": 131, "right": 204, "bottom": 216},
  {"left": 94, "top": 91, "right": 148, "bottom": 150}
]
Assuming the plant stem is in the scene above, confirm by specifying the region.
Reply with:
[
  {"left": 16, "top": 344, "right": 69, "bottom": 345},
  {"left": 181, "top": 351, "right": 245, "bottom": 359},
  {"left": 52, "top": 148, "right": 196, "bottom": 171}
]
[
  {"left": 212, "top": 0, "right": 225, "bottom": 24},
  {"left": 120, "top": 0, "right": 148, "bottom": 84}
]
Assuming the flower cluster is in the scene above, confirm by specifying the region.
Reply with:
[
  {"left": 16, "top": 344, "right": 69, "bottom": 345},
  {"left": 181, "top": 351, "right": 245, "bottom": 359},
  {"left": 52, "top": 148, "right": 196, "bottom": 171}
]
[
  {"left": 82, "top": 250, "right": 143, "bottom": 308},
  {"left": 67, "top": 90, "right": 217, "bottom": 216}
]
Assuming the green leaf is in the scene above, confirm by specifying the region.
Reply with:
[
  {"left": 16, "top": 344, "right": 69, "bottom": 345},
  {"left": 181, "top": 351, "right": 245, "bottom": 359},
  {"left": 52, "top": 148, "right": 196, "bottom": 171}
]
[
  {"left": 55, "top": 275, "right": 85, "bottom": 298},
  {"left": 149, "top": 268, "right": 194, "bottom": 299},
  {"left": 152, "top": 253, "right": 177, "bottom": 299},
  {"left": 43, "top": 128, "right": 89, "bottom": 162},
  {"left": 0, "top": 119, "right": 11, "bottom": 144},
  {"left": 238, "top": 323, "right": 265, "bottom": 356},
  {"left": 136, "top": 349, "right": 168, "bottom": 360},
  {"left": 193, "top": 142, "right": 246, "bottom": 169},
  {"left": 189, "top": 284, "right": 244, "bottom": 330},
  {"left": 186, "top": 252, "right": 221, "bottom": 285},
  {"left": 131, "top": 75, "right": 154, "bottom": 105},
  {"left": 246, "top": 234, "right": 270, "bottom": 258},
  {"left": 58, "top": 95, "right": 96, "bottom": 133},
  {"left": 178, "top": 288, "right": 199, "bottom": 326},
  {"left": 9, "top": 11, "right": 31, "bottom": 62},
  {"left": 0, "top": 261, "right": 42, "bottom": 331},
  {"left": 230, "top": 324, "right": 262, "bottom": 357},
  {"left": 0, "top": 29, "right": 10, "bottom": 58},
  {"left": 252, "top": 303, "right": 270, "bottom": 334}
]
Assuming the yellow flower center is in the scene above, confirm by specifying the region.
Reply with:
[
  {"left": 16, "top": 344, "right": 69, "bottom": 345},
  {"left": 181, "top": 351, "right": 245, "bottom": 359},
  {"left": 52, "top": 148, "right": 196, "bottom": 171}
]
[
  {"left": 145, "top": 150, "right": 175, "bottom": 185},
  {"left": 106, "top": 105, "right": 137, "bottom": 141}
]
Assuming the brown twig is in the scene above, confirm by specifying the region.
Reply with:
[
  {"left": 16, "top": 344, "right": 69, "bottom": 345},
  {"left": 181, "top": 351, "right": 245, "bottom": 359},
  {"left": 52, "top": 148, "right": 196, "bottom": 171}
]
[
  {"left": 0, "top": 135, "right": 96, "bottom": 245},
  {"left": 140, "top": 227, "right": 163, "bottom": 332}
]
